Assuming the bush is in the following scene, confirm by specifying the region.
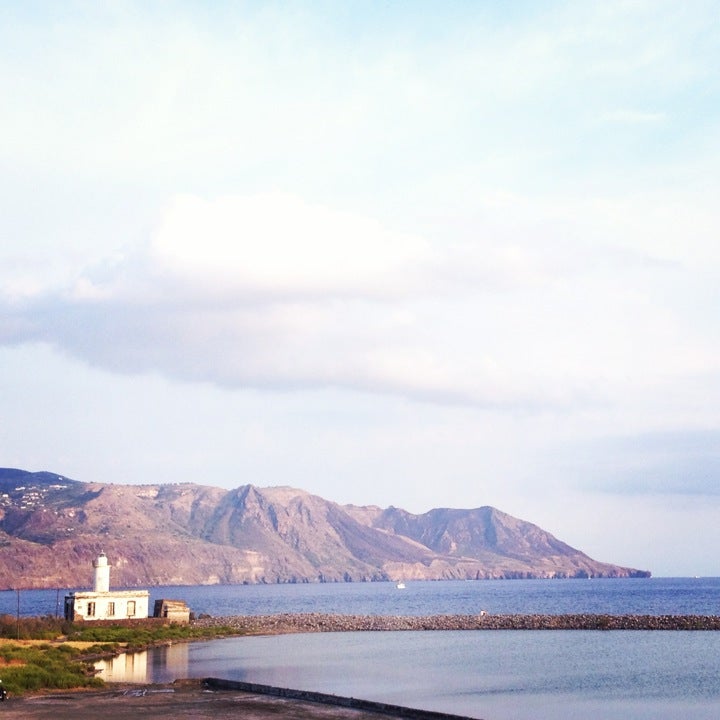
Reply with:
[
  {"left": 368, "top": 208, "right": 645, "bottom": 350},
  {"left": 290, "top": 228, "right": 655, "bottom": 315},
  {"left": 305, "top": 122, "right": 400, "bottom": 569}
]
[{"left": 0, "top": 614, "right": 69, "bottom": 640}]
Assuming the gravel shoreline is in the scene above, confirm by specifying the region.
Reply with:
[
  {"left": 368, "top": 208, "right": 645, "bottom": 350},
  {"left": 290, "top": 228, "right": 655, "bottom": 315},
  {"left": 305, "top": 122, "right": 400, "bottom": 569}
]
[{"left": 194, "top": 612, "right": 720, "bottom": 633}]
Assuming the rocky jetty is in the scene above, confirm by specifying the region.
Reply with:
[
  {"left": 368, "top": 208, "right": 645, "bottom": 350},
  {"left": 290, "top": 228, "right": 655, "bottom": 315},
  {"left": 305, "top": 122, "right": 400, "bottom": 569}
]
[{"left": 195, "top": 612, "right": 720, "bottom": 633}]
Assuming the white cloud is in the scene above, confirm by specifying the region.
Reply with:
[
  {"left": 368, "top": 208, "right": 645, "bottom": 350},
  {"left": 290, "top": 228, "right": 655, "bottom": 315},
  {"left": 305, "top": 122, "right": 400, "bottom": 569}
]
[
  {"left": 150, "top": 193, "right": 435, "bottom": 298},
  {"left": 1, "top": 184, "right": 718, "bottom": 426}
]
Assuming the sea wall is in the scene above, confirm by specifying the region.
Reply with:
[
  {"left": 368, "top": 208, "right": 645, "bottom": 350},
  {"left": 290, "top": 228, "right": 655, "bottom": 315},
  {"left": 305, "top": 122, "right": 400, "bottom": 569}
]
[
  {"left": 204, "top": 677, "right": 476, "bottom": 720},
  {"left": 194, "top": 612, "right": 720, "bottom": 633}
]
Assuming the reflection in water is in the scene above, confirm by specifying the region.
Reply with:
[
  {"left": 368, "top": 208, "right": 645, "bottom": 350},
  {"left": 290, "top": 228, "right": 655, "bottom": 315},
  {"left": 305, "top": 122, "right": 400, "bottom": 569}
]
[
  {"left": 95, "top": 642, "right": 189, "bottom": 683},
  {"left": 95, "top": 651, "right": 148, "bottom": 683},
  {"left": 151, "top": 642, "right": 190, "bottom": 681}
]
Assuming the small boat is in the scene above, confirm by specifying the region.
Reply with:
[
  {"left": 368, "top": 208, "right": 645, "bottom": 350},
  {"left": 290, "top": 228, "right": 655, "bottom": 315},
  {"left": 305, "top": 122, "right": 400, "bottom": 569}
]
[{"left": 396, "top": 582, "right": 406, "bottom": 589}]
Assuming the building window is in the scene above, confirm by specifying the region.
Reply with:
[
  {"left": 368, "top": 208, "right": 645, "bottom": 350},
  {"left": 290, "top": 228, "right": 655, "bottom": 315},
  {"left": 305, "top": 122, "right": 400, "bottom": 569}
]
[
  {"left": 107, "top": 602, "right": 115, "bottom": 617},
  {"left": 87, "top": 602, "right": 96, "bottom": 617},
  {"left": 127, "top": 601, "right": 136, "bottom": 617}
]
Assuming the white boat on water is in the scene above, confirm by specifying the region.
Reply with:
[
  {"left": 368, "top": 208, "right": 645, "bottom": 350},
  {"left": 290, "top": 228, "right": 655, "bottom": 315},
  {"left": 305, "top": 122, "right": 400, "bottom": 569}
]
[{"left": 396, "top": 582, "right": 406, "bottom": 589}]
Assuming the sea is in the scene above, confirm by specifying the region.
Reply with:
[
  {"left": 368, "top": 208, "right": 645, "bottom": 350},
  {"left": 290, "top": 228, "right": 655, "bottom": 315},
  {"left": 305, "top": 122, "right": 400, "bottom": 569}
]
[{"left": 3, "top": 577, "right": 720, "bottom": 720}]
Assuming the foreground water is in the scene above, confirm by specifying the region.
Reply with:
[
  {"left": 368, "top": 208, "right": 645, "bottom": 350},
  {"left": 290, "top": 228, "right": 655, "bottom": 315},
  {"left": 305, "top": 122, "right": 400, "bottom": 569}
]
[
  {"left": 132, "top": 630, "right": 720, "bottom": 720},
  {"left": 4, "top": 578, "right": 720, "bottom": 720}
]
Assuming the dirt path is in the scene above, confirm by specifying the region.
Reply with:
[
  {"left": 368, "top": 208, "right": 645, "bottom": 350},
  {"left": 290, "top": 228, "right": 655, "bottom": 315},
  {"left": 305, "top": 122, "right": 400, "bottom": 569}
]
[{"left": 0, "top": 680, "right": 425, "bottom": 720}]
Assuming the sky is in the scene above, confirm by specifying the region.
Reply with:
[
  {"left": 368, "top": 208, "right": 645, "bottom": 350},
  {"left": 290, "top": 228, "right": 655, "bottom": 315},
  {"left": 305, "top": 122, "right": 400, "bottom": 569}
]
[{"left": 2, "top": 1, "right": 719, "bottom": 577}]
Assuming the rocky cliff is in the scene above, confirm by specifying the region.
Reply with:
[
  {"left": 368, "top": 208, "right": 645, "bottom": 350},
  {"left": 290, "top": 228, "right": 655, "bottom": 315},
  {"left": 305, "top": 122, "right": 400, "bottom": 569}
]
[{"left": 0, "top": 468, "right": 650, "bottom": 589}]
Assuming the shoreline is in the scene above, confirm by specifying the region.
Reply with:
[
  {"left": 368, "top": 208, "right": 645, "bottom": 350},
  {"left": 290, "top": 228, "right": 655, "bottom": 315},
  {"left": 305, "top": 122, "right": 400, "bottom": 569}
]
[{"left": 195, "top": 611, "right": 720, "bottom": 633}]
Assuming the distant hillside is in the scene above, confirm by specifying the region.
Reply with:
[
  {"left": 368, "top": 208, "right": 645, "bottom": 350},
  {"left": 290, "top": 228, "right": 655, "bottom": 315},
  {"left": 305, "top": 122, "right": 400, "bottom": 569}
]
[{"left": 0, "top": 468, "right": 650, "bottom": 589}]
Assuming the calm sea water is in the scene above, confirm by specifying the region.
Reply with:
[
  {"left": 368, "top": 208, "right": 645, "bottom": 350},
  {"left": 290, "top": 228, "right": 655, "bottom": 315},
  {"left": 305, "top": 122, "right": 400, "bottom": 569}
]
[
  {"left": 3, "top": 576, "right": 718, "bottom": 617},
  {"left": 141, "top": 630, "right": 720, "bottom": 720},
  {"left": 5, "top": 578, "right": 720, "bottom": 720}
]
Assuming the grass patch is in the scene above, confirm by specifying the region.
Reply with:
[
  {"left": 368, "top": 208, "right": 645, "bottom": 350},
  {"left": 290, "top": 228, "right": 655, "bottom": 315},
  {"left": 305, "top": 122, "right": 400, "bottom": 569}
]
[
  {"left": 69, "top": 622, "right": 236, "bottom": 650},
  {"left": 1, "top": 615, "right": 236, "bottom": 645},
  {"left": 0, "top": 642, "right": 103, "bottom": 695}
]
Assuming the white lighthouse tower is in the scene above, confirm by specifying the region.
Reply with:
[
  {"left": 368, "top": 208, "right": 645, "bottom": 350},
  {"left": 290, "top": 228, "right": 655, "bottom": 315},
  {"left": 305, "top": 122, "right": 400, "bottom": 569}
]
[{"left": 93, "top": 552, "right": 110, "bottom": 593}]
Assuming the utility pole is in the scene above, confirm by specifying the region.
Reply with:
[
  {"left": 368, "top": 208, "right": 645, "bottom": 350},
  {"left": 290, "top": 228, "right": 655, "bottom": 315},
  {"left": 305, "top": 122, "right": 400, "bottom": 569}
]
[{"left": 16, "top": 588, "right": 20, "bottom": 640}]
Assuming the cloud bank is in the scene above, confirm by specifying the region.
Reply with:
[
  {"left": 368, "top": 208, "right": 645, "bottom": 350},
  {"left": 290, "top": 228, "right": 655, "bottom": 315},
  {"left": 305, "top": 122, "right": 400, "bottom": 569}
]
[{"left": 3, "top": 189, "right": 720, "bottom": 424}]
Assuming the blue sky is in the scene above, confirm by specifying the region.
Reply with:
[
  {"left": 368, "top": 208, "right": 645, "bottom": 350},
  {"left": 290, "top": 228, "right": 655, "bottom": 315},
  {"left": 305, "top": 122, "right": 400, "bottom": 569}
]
[{"left": 2, "top": 1, "right": 719, "bottom": 576}]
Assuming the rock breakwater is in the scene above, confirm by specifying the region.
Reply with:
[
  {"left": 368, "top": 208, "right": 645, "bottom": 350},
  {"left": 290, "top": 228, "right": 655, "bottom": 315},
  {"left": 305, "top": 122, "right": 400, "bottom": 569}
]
[{"left": 195, "top": 612, "right": 720, "bottom": 633}]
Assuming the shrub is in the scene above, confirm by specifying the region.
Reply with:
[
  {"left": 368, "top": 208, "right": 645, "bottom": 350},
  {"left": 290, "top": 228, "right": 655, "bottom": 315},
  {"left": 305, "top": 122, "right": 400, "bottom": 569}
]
[{"left": 0, "top": 615, "right": 67, "bottom": 640}]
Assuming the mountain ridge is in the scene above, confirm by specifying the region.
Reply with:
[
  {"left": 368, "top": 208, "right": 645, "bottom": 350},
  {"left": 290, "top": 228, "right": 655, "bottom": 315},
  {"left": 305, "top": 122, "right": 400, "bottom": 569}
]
[{"left": 0, "top": 468, "right": 650, "bottom": 589}]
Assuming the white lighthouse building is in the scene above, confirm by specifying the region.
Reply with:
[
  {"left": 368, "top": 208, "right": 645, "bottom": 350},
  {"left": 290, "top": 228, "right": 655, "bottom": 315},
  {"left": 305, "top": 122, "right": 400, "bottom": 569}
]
[{"left": 64, "top": 553, "right": 150, "bottom": 622}]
